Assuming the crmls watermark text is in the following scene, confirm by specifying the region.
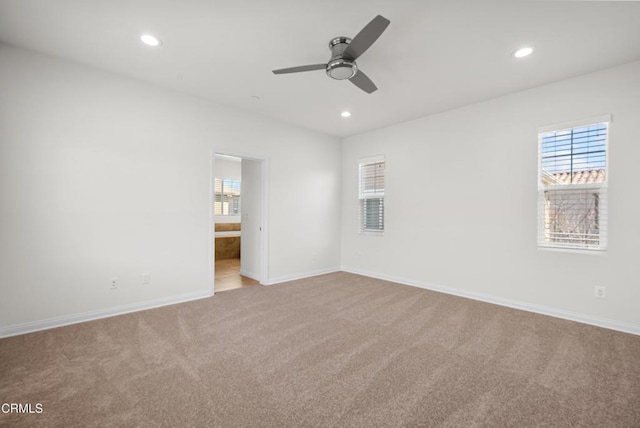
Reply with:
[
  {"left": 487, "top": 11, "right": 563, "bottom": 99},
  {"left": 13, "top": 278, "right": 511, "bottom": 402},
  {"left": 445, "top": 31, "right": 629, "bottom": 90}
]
[{"left": 1, "top": 403, "right": 44, "bottom": 414}]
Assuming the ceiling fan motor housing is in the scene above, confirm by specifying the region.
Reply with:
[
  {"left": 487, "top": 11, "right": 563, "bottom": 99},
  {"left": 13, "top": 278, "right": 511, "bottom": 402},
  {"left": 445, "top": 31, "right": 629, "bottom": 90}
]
[{"left": 326, "top": 37, "right": 357, "bottom": 80}]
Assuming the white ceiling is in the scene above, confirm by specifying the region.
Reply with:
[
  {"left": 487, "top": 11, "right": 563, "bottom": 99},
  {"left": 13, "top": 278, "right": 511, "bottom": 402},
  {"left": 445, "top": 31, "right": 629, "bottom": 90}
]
[{"left": 1, "top": 0, "right": 639, "bottom": 138}]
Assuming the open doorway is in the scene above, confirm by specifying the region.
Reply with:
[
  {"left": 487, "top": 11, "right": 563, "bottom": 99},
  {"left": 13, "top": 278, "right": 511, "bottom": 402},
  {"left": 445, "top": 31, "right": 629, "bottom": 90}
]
[{"left": 212, "top": 153, "right": 267, "bottom": 292}]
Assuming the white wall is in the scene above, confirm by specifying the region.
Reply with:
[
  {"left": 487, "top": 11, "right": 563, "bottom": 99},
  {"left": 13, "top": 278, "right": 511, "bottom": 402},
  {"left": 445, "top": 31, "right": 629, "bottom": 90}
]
[
  {"left": 342, "top": 60, "right": 640, "bottom": 330},
  {"left": 213, "top": 156, "right": 241, "bottom": 223},
  {"left": 214, "top": 156, "right": 242, "bottom": 178},
  {"left": 0, "top": 44, "right": 341, "bottom": 334}
]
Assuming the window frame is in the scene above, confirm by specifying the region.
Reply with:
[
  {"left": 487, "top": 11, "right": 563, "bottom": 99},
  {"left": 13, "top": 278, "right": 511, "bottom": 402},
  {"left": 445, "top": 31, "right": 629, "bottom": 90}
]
[
  {"left": 537, "top": 115, "right": 611, "bottom": 252},
  {"left": 358, "top": 155, "right": 385, "bottom": 235}
]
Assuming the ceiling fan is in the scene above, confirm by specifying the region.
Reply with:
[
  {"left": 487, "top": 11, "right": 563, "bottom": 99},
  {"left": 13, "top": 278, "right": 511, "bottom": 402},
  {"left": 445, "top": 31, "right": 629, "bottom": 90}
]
[{"left": 272, "top": 15, "right": 390, "bottom": 94}]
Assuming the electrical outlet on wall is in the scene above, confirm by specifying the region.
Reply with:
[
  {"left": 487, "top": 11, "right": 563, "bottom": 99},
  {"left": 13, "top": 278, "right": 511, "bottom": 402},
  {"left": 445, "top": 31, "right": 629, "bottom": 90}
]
[
  {"left": 111, "top": 276, "right": 119, "bottom": 290},
  {"left": 142, "top": 273, "right": 150, "bottom": 285},
  {"left": 594, "top": 286, "right": 606, "bottom": 299}
]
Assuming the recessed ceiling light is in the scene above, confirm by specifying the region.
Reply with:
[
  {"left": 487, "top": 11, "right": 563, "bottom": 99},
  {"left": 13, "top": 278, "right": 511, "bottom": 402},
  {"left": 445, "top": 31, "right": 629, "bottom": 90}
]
[
  {"left": 341, "top": 111, "right": 351, "bottom": 118},
  {"left": 141, "top": 34, "right": 161, "bottom": 47},
  {"left": 514, "top": 47, "right": 534, "bottom": 58}
]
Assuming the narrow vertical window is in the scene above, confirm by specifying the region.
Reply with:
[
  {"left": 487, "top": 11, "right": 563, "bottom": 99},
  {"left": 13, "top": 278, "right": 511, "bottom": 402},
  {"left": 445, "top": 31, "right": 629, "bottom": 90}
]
[
  {"left": 359, "top": 156, "right": 385, "bottom": 234},
  {"left": 538, "top": 116, "right": 609, "bottom": 251}
]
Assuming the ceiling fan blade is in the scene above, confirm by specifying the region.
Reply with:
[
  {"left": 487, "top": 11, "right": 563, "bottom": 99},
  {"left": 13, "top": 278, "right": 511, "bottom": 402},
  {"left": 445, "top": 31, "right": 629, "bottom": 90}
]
[
  {"left": 343, "top": 15, "right": 390, "bottom": 60},
  {"left": 272, "top": 64, "right": 326, "bottom": 74},
  {"left": 349, "top": 70, "right": 377, "bottom": 94}
]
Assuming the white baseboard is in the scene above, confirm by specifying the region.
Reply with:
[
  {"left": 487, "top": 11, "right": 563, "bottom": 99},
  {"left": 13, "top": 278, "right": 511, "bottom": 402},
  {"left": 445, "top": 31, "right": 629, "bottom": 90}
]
[
  {"left": 266, "top": 267, "right": 341, "bottom": 285},
  {"left": 0, "top": 290, "right": 212, "bottom": 339},
  {"left": 341, "top": 266, "right": 640, "bottom": 336},
  {"left": 6, "top": 268, "right": 636, "bottom": 339}
]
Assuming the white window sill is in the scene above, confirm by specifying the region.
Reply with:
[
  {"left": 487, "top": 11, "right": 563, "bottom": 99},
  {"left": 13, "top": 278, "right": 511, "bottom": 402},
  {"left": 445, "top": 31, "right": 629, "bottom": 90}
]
[
  {"left": 538, "top": 246, "right": 607, "bottom": 255},
  {"left": 359, "top": 231, "right": 384, "bottom": 237}
]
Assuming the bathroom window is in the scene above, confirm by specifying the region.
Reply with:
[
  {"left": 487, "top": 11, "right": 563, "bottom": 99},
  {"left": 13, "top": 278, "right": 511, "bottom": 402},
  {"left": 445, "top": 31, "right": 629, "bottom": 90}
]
[{"left": 214, "top": 178, "right": 241, "bottom": 216}]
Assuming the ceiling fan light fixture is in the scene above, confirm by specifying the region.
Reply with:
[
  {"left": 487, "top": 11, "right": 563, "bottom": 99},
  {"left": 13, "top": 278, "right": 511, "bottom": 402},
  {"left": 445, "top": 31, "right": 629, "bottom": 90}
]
[{"left": 326, "top": 59, "right": 357, "bottom": 80}]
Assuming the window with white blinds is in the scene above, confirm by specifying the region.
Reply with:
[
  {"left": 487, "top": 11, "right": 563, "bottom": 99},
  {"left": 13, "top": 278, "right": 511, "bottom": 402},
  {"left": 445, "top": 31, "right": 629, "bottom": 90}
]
[
  {"left": 214, "top": 178, "right": 241, "bottom": 216},
  {"left": 359, "top": 156, "right": 385, "bottom": 234},
  {"left": 537, "top": 116, "right": 609, "bottom": 251}
]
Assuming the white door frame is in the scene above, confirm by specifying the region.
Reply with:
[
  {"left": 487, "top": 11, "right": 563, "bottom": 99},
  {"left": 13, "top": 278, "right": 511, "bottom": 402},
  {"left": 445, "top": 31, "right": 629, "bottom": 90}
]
[{"left": 210, "top": 150, "right": 269, "bottom": 294}]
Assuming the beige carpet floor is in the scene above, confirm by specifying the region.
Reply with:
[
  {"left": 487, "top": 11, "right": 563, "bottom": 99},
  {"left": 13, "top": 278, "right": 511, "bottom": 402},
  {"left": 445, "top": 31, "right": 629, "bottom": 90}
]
[{"left": 1, "top": 272, "right": 640, "bottom": 427}]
